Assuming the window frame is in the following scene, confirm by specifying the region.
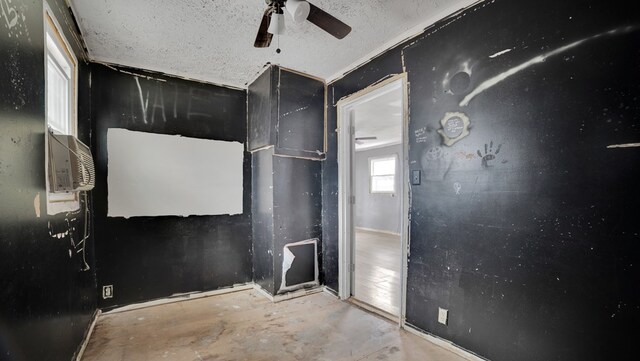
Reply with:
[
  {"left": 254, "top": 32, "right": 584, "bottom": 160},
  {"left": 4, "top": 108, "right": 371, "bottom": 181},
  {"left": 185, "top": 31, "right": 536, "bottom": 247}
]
[
  {"left": 369, "top": 155, "right": 397, "bottom": 194},
  {"left": 44, "top": 5, "right": 80, "bottom": 214}
]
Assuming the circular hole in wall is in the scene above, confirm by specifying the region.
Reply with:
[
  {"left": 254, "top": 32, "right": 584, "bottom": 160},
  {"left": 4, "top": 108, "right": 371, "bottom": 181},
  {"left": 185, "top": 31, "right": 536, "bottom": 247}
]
[{"left": 449, "top": 71, "right": 471, "bottom": 95}]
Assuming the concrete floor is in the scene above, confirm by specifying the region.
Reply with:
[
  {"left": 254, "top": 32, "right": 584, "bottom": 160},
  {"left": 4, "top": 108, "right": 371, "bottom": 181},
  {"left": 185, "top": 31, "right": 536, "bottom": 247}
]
[
  {"left": 82, "top": 289, "right": 467, "bottom": 361},
  {"left": 354, "top": 229, "right": 402, "bottom": 316}
]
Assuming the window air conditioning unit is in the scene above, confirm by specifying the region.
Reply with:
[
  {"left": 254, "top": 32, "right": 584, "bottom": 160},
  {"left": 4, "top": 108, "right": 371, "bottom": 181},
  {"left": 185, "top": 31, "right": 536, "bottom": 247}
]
[{"left": 48, "top": 130, "right": 95, "bottom": 192}]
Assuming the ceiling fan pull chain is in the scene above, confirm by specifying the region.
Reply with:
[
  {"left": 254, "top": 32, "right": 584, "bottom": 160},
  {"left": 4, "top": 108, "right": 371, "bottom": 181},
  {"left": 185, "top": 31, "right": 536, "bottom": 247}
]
[{"left": 277, "top": 33, "right": 281, "bottom": 54}]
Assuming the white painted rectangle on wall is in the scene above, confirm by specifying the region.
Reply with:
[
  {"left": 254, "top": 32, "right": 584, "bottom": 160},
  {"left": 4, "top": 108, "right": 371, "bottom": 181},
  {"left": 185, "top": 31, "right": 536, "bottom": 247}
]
[{"left": 107, "top": 128, "right": 243, "bottom": 218}]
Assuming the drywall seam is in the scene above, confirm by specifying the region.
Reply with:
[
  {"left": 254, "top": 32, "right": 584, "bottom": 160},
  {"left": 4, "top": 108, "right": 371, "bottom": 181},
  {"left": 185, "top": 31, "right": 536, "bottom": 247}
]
[
  {"left": 61, "top": 0, "right": 90, "bottom": 60},
  {"left": 326, "top": 0, "right": 484, "bottom": 83},
  {"left": 335, "top": 73, "right": 402, "bottom": 107},
  {"left": 249, "top": 145, "right": 275, "bottom": 154},
  {"left": 246, "top": 84, "right": 250, "bottom": 150},
  {"left": 278, "top": 66, "right": 326, "bottom": 84},
  {"left": 104, "top": 284, "right": 255, "bottom": 315},
  {"left": 324, "top": 82, "right": 328, "bottom": 153},
  {"left": 403, "top": 324, "right": 488, "bottom": 361},
  {"left": 272, "top": 152, "right": 325, "bottom": 161},
  {"left": 244, "top": 63, "right": 272, "bottom": 88},
  {"left": 101, "top": 63, "right": 166, "bottom": 82},
  {"left": 93, "top": 60, "right": 246, "bottom": 91}
]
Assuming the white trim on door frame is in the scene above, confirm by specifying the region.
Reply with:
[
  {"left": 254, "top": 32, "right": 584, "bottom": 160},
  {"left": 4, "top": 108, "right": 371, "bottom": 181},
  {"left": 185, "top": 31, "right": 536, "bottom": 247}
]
[{"left": 336, "top": 74, "right": 410, "bottom": 326}]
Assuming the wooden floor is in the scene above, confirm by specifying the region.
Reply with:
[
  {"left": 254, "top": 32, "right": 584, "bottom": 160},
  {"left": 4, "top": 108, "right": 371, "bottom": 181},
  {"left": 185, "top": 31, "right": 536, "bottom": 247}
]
[
  {"left": 82, "top": 289, "right": 467, "bottom": 361},
  {"left": 354, "top": 229, "right": 402, "bottom": 316}
]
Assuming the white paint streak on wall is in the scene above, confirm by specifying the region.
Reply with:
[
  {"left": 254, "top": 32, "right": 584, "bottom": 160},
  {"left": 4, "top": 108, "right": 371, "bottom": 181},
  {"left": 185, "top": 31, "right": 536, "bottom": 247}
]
[
  {"left": 134, "top": 77, "right": 150, "bottom": 124},
  {"left": 52, "top": 230, "right": 69, "bottom": 239},
  {"left": 107, "top": 128, "right": 244, "bottom": 218},
  {"left": 606, "top": 143, "right": 640, "bottom": 149},
  {"left": 0, "top": 0, "right": 19, "bottom": 29},
  {"left": 488, "top": 48, "right": 512, "bottom": 58},
  {"left": 281, "top": 105, "right": 310, "bottom": 118},
  {"left": 461, "top": 25, "right": 639, "bottom": 107},
  {"left": 34, "top": 193, "right": 41, "bottom": 218}
]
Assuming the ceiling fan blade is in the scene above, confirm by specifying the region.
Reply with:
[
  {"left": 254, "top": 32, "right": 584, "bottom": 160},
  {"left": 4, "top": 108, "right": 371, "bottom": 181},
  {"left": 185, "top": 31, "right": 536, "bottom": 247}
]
[
  {"left": 355, "top": 136, "right": 378, "bottom": 141},
  {"left": 254, "top": 8, "right": 274, "bottom": 48},
  {"left": 307, "top": 2, "right": 352, "bottom": 39}
]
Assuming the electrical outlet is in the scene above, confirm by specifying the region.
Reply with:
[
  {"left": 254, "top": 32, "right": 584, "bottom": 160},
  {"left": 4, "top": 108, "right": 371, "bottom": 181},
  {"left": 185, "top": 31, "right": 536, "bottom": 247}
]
[
  {"left": 103, "top": 285, "right": 114, "bottom": 299},
  {"left": 438, "top": 307, "right": 448, "bottom": 325}
]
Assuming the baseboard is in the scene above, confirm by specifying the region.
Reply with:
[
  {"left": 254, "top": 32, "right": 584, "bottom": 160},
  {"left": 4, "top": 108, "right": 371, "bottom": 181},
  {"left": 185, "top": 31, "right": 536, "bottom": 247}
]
[
  {"left": 402, "top": 323, "right": 488, "bottom": 361},
  {"left": 253, "top": 284, "right": 275, "bottom": 301},
  {"left": 348, "top": 297, "right": 399, "bottom": 324},
  {"left": 323, "top": 285, "right": 339, "bottom": 298},
  {"left": 253, "top": 284, "right": 323, "bottom": 303},
  {"left": 355, "top": 227, "right": 401, "bottom": 236},
  {"left": 103, "top": 283, "right": 255, "bottom": 315},
  {"left": 74, "top": 309, "right": 101, "bottom": 361}
]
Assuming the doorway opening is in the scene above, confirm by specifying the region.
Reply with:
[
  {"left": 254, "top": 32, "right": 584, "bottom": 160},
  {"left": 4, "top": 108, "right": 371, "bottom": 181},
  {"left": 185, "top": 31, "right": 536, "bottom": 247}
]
[{"left": 337, "top": 75, "right": 409, "bottom": 322}]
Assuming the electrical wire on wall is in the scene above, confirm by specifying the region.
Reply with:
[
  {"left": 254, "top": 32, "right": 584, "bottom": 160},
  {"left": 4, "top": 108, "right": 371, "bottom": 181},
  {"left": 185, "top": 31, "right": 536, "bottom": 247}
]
[
  {"left": 74, "top": 191, "right": 91, "bottom": 271},
  {"left": 48, "top": 130, "right": 93, "bottom": 272}
]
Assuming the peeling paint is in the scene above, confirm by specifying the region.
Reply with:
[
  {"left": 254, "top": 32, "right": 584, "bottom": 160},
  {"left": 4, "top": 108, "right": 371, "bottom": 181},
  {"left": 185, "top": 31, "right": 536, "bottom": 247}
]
[{"left": 278, "top": 239, "right": 319, "bottom": 294}]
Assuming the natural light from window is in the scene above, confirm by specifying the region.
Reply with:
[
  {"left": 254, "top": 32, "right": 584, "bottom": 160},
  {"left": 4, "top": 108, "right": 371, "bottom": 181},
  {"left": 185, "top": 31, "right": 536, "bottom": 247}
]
[
  {"left": 370, "top": 156, "right": 396, "bottom": 193},
  {"left": 45, "top": 9, "right": 78, "bottom": 212}
]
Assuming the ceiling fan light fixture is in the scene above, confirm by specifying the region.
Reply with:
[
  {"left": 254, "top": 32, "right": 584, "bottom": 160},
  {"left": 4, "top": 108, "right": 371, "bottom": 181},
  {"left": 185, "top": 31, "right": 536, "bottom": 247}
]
[
  {"left": 268, "top": 10, "right": 286, "bottom": 35},
  {"left": 286, "top": 0, "right": 310, "bottom": 23}
]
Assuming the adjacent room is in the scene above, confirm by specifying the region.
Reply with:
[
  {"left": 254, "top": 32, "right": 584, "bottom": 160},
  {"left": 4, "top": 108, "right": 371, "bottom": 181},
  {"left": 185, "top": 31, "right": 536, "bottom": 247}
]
[{"left": 0, "top": 1, "right": 638, "bottom": 361}]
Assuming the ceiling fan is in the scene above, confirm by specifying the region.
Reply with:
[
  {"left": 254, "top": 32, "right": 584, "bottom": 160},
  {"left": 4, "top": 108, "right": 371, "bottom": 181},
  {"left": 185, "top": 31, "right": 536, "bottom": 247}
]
[
  {"left": 355, "top": 136, "right": 377, "bottom": 145},
  {"left": 254, "top": 0, "right": 352, "bottom": 49}
]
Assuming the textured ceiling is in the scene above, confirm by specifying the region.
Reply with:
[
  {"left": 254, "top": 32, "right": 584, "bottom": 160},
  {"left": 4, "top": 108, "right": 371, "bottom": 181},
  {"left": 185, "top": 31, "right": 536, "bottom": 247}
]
[{"left": 69, "top": 0, "right": 476, "bottom": 88}]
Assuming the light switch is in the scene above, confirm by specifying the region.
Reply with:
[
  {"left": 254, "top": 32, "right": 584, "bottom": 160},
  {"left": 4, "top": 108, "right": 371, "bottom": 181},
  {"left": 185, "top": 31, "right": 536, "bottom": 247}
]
[{"left": 411, "top": 170, "right": 421, "bottom": 185}]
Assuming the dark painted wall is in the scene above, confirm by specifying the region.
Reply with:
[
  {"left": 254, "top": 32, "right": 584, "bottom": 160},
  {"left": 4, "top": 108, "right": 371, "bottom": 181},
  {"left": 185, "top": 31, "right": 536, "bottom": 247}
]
[
  {"left": 323, "top": 45, "right": 404, "bottom": 292},
  {"left": 324, "top": 0, "right": 640, "bottom": 360},
  {"left": 0, "top": 1, "right": 97, "bottom": 360},
  {"left": 273, "top": 156, "right": 322, "bottom": 293},
  {"left": 249, "top": 66, "right": 324, "bottom": 295},
  {"left": 248, "top": 66, "right": 325, "bottom": 158},
  {"left": 354, "top": 144, "right": 402, "bottom": 234},
  {"left": 252, "top": 147, "right": 275, "bottom": 294},
  {"left": 91, "top": 64, "right": 252, "bottom": 308},
  {"left": 276, "top": 68, "right": 325, "bottom": 159},
  {"left": 248, "top": 67, "right": 276, "bottom": 151}
]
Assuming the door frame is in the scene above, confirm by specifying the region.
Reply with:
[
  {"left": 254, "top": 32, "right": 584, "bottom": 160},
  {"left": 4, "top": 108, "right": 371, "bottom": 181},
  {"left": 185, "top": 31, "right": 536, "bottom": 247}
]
[{"left": 336, "top": 73, "right": 410, "bottom": 326}]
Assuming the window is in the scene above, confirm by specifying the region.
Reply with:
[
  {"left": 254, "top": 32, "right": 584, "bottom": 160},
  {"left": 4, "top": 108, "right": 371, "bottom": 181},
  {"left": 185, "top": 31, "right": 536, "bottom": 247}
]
[
  {"left": 45, "top": 8, "right": 79, "bottom": 213},
  {"left": 369, "top": 156, "right": 396, "bottom": 194}
]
